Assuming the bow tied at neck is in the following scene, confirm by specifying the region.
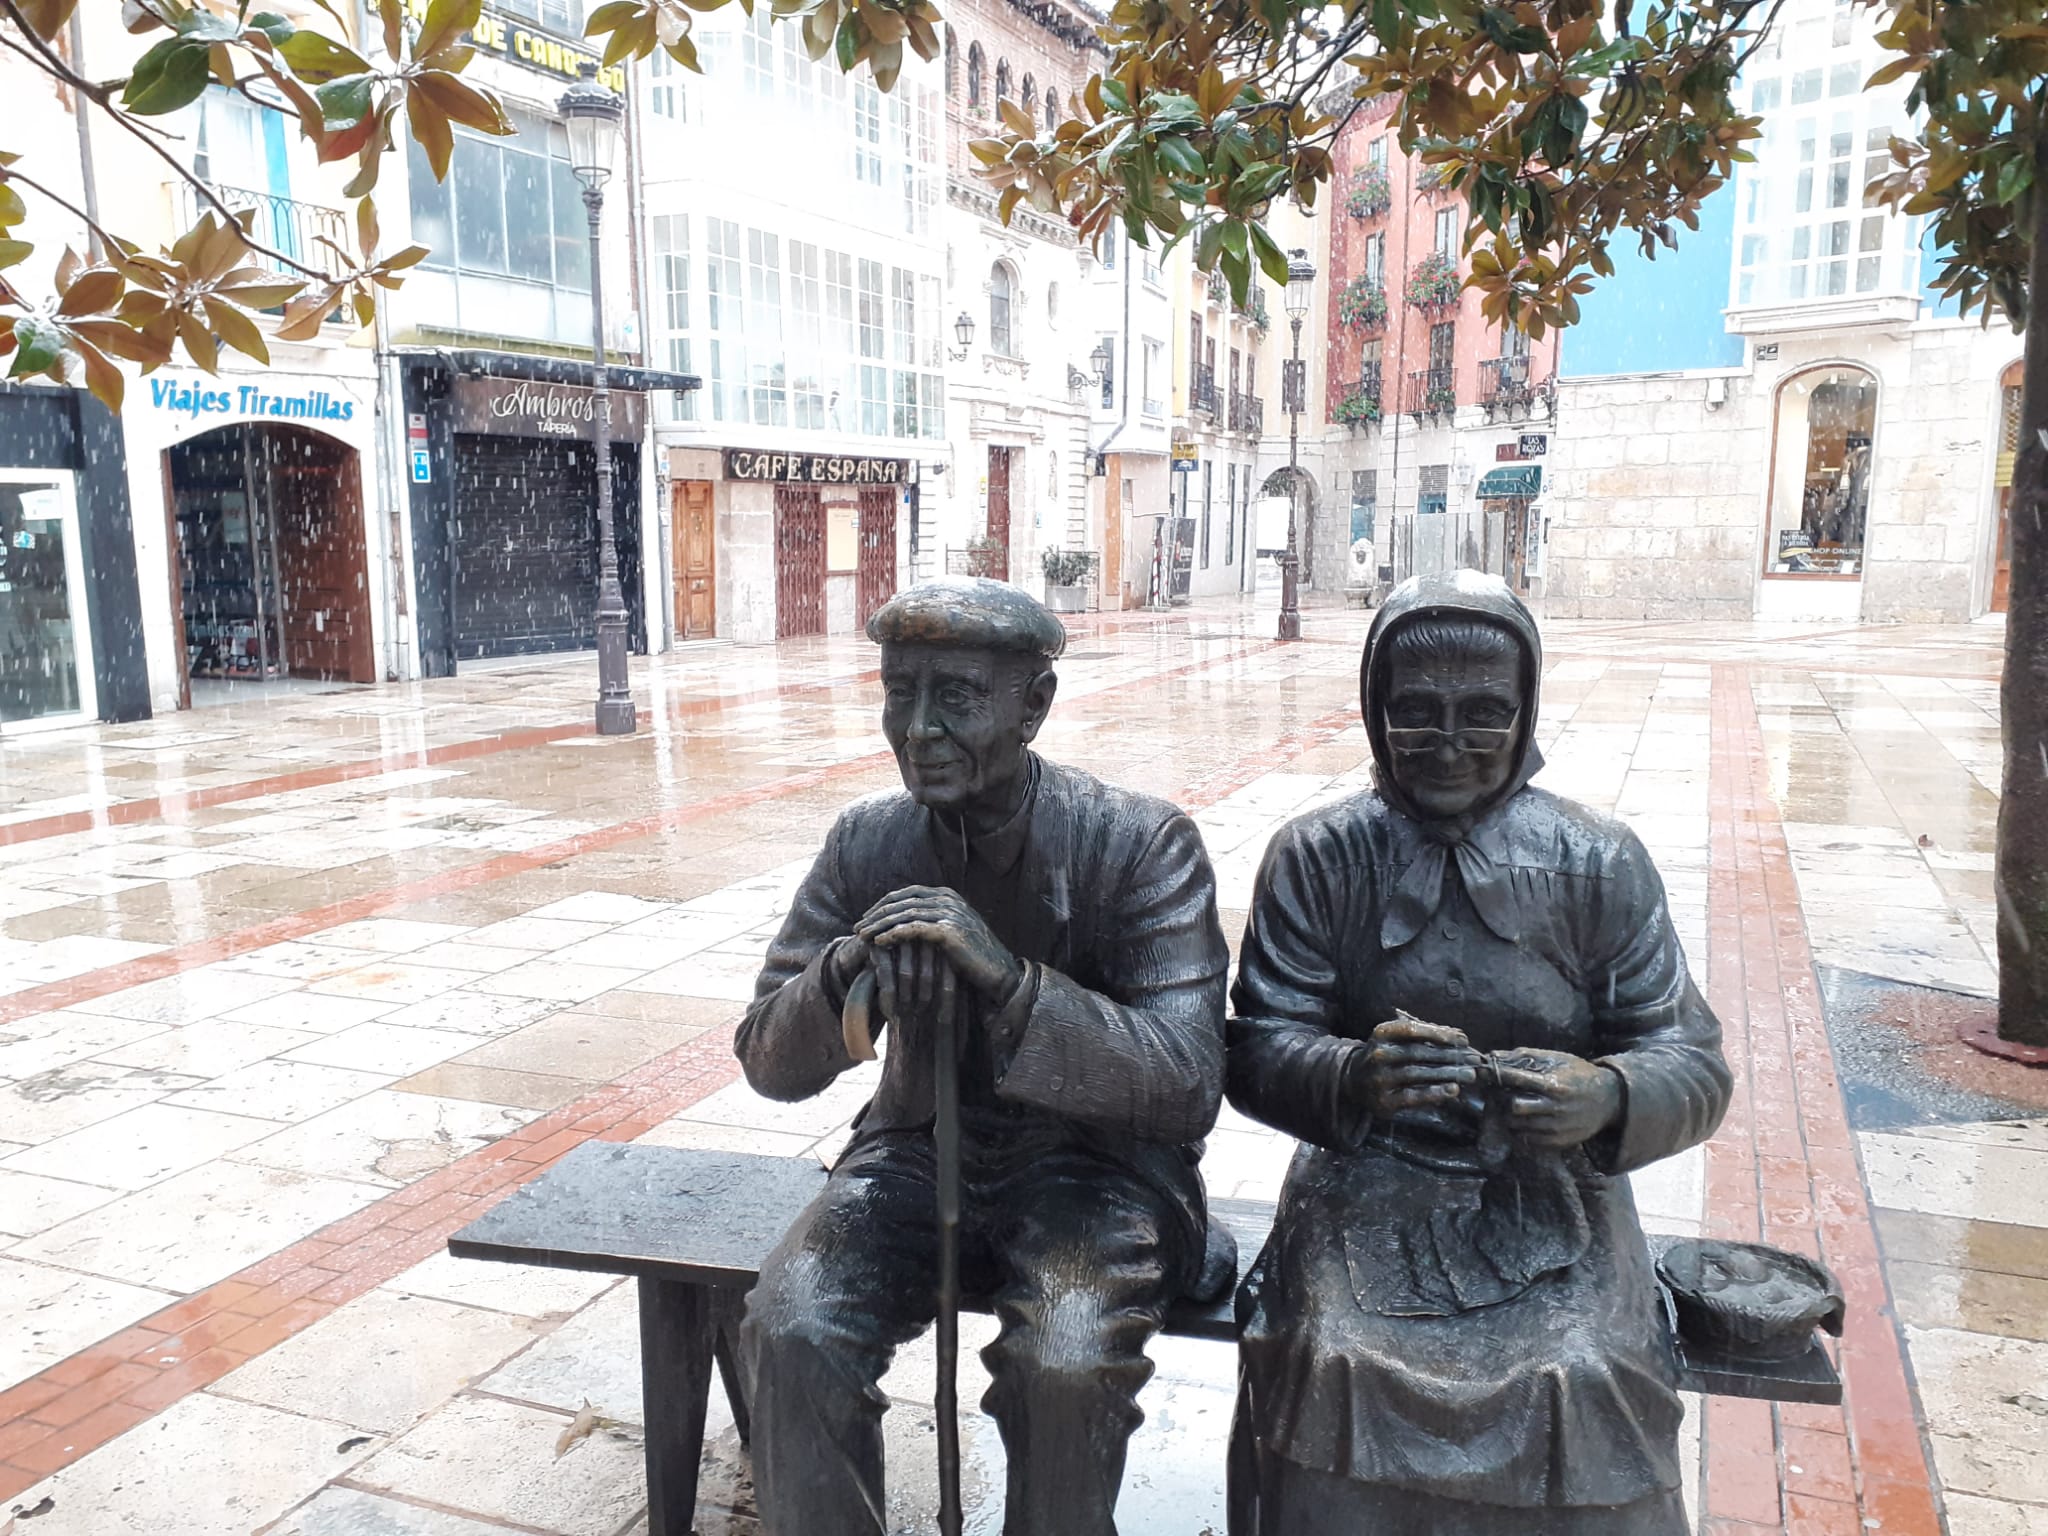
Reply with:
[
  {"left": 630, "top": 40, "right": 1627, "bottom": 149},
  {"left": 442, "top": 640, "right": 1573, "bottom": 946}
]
[{"left": 1380, "top": 817, "right": 1523, "bottom": 950}]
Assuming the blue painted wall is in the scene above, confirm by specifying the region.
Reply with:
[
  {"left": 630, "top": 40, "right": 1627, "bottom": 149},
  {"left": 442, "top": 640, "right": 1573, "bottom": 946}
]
[{"left": 1559, "top": 181, "right": 1744, "bottom": 377}]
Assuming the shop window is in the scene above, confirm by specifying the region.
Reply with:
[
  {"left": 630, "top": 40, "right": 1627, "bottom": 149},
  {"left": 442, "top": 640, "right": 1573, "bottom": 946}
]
[
  {"left": 1419, "top": 463, "right": 1448, "bottom": 516},
  {"left": 1766, "top": 365, "right": 1877, "bottom": 576},
  {"left": 0, "top": 472, "right": 89, "bottom": 726}
]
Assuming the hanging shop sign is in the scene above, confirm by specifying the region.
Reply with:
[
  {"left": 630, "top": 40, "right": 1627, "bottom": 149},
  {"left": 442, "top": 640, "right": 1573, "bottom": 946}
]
[
  {"left": 401, "top": 0, "right": 625, "bottom": 90},
  {"left": 450, "top": 377, "right": 646, "bottom": 440},
  {"left": 723, "top": 449, "right": 913, "bottom": 485}
]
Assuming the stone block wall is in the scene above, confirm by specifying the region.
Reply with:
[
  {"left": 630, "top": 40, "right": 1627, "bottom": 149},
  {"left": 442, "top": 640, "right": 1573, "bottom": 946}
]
[{"left": 1543, "top": 372, "right": 1765, "bottom": 619}]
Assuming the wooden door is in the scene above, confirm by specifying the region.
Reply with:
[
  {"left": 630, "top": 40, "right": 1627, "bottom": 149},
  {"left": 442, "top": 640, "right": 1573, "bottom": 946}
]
[
  {"left": 268, "top": 428, "right": 375, "bottom": 683},
  {"left": 857, "top": 488, "right": 897, "bottom": 627},
  {"left": 774, "top": 486, "right": 826, "bottom": 639},
  {"left": 1502, "top": 498, "right": 1530, "bottom": 592},
  {"left": 985, "top": 446, "right": 1012, "bottom": 579},
  {"left": 673, "top": 479, "right": 716, "bottom": 639}
]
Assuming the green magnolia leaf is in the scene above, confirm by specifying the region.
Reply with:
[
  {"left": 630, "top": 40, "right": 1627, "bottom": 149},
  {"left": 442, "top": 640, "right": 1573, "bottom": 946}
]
[
  {"left": 0, "top": 182, "right": 26, "bottom": 227},
  {"left": 0, "top": 238, "right": 32, "bottom": 269},
  {"left": 123, "top": 37, "right": 212, "bottom": 114},
  {"left": 316, "top": 75, "right": 379, "bottom": 128},
  {"left": 278, "top": 28, "right": 371, "bottom": 83},
  {"left": 246, "top": 11, "right": 296, "bottom": 44},
  {"left": 9, "top": 315, "right": 66, "bottom": 377}
]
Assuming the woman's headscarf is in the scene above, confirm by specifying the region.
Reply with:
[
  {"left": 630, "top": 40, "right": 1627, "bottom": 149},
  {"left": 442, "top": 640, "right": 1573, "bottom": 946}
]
[{"left": 1359, "top": 570, "right": 1546, "bottom": 948}]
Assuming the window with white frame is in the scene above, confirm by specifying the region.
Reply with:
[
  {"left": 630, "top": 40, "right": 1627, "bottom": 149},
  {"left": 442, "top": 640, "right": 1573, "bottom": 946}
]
[
  {"left": 1143, "top": 338, "right": 1163, "bottom": 416},
  {"left": 853, "top": 79, "right": 884, "bottom": 187},
  {"left": 1435, "top": 207, "right": 1458, "bottom": 259},
  {"left": 1732, "top": 0, "right": 1920, "bottom": 307},
  {"left": 746, "top": 230, "right": 786, "bottom": 426},
  {"left": 647, "top": 49, "right": 685, "bottom": 122},
  {"left": 651, "top": 213, "right": 695, "bottom": 422},
  {"left": 1364, "top": 232, "right": 1384, "bottom": 290},
  {"left": 742, "top": 7, "right": 775, "bottom": 97}
]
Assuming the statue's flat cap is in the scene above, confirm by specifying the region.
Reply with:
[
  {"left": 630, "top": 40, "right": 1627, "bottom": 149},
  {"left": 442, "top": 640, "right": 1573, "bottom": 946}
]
[{"left": 866, "top": 578, "right": 1067, "bottom": 659}]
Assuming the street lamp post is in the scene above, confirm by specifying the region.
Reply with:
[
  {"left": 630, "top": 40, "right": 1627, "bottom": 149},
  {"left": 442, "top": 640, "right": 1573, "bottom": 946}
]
[
  {"left": 1279, "top": 248, "right": 1315, "bottom": 642},
  {"left": 559, "top": 65, "right": 634, "bottom": 736}
]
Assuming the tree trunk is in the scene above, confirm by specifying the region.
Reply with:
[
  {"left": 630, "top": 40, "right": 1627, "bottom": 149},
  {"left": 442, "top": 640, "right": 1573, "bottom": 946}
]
[{"left": 1996, "top": 135, "right": 2048, "bottom": 1046}]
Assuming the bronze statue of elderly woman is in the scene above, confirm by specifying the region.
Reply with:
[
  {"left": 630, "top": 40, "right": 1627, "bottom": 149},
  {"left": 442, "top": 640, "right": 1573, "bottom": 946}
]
[{"left": 1228, "top": 571, "right": 1732, "bottom": 1534}]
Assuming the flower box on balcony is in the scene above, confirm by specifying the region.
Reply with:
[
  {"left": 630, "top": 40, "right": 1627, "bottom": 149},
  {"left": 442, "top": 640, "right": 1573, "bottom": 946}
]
[
  {"left": 1338, "top": 276, "right": 1388, "bottom": 330},
  {"left": 1406, "top": 250, "right": 1463, "bottom": 312},
  {"left": 1333, "top": 388, "right": 1381, "bottom": 428},
  {"left": 1345, "top": 165, "right": 1391, "bottom": 220}
]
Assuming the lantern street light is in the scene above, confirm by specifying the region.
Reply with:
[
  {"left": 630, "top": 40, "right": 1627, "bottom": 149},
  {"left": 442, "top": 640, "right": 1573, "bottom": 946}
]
[
  {"left": 559, "top": 64, "right": 634, "bottom": 735},
  {"left": 949, "top": 311, "right": 976, "bottom": 360},
  {"left": 1278, "top": 247, "right": 1315, "bottom": 642}
]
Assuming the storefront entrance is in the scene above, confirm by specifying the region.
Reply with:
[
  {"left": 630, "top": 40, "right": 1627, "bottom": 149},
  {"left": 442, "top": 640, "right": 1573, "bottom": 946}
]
[
  {"left": 449, "top": 434, "right": 644, "bottom": 660},
  {"left": 774, "top": 486, "right": 826, "bottom": 641},
  {"left": 166, "top": 423, "right": 374, "bottom": 691},
  {"left": 0, "top": 468, "right": 96, "bottom": 730}
]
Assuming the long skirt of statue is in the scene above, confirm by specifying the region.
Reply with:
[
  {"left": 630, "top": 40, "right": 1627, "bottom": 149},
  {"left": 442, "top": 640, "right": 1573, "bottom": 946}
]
[{"left": 1237, "top": 1123, "right": 1691, "bottom": 1536}]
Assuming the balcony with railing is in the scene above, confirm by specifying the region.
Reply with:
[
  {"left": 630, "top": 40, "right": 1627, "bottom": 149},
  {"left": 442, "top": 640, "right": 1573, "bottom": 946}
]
[
  {"left": 1227, "top": 390, "right": 1264, "bottom": 435},
  {"left": 1405, "top": 366, "right": 1458, "bottom": 422},
  {"left": 167, "top": 181, "right": 353, "bottom": 327},
  {"left": 1479, "top": 354, "right": 1535, "bottom": 419},
  {"left": 1334, "top": 362, "right": 1382, "bottom": 428},
  {"left": 1190, "top": 362, "right": 1218, "bottom": 418}
]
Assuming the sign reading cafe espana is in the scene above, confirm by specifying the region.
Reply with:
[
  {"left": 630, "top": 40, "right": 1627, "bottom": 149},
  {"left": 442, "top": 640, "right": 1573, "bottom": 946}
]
[
  {"left": 399, "top": 0, "right": 626, "bottom": 90},
  {"left": 723, "top": 450, "right": 913, "bottom": 485}
]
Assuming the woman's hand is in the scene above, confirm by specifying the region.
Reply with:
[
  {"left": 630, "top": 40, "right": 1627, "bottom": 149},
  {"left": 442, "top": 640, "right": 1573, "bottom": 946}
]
[
  {"left": 1343, "top": 1017, "right": 1481, "bottom": 1119},
  {"left": 1494, "top": 1050, "right": 1624, "bottom": 1148}
]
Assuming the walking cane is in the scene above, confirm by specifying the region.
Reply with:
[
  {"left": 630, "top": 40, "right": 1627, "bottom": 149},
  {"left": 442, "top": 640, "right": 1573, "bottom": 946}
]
[
  {"left": 842, "top": 953, "right": 964, "bottom": 1535},
  {"left": 933, "top": 962, "right": 963, "bottom": 1536}
]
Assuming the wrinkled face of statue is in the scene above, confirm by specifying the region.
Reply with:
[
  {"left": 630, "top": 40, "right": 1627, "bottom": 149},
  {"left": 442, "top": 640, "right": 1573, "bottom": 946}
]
[
  {"left": 1381, "top": 641, "right": 1525, "bottom": 821},
  {"left": 880, "top": 643, "right": 1055, "bottom": 816}
]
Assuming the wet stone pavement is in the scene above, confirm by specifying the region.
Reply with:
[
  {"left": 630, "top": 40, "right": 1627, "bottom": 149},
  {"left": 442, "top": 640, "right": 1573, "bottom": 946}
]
[{"left": 0, "top": 596, "right": 2039, "bottom": 1536}]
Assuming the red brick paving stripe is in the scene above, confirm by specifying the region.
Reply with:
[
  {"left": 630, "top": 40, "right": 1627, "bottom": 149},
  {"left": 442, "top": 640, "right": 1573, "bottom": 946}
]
[
  {"left": 0, "top": 639, "right": 1282, "bottom": 1030},
  {"left": 0, "top": 646, "right": 1339, "bottom": 1494},
  {"left": 0, "top": 663, "right": 905, "bottom": 851},
  {"left": 1703, "top": 664, "right": 1943, "bottom": 1536}
]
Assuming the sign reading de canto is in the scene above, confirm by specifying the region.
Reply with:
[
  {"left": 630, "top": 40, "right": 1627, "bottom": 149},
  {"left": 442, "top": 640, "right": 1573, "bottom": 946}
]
[{"left": 400, "top": 0, "right": 626, "bottom": 91}]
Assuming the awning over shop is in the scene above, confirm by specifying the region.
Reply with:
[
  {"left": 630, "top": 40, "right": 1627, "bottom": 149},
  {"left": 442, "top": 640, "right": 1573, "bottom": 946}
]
[{"left": 1476, "top": 465, "right": 1542, "bottom": 499}]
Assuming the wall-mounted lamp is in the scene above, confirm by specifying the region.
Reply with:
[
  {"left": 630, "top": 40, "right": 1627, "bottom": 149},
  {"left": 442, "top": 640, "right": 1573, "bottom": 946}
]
[{"left": 948, "top": 312, "right": 976, "bottom": 361}]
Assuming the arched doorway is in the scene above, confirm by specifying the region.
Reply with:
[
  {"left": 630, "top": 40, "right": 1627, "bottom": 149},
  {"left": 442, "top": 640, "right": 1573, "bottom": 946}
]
[
  {"left": 166, "top": 423, "right": 374, "bottom": 698},
  {"left": 1992, "top": 360, "right": 2022, "bottom": 612},
  {"left": 1763, "top": 364, "right": 1879, "bottom": 581},
  {"left": 1258, "top": 465, "right": 1320, "bottom": 580}
]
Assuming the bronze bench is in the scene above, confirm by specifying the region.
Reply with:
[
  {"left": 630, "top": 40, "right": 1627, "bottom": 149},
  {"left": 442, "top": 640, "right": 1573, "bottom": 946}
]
[{"left": 449, "top": 1141, "right": 1841, "bottom": 1536}]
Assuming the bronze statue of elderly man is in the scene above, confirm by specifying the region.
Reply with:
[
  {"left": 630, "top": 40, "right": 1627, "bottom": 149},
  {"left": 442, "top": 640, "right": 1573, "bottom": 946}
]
[{"left": 736, "top": 577, "right": 1232, "bottom": 1536}]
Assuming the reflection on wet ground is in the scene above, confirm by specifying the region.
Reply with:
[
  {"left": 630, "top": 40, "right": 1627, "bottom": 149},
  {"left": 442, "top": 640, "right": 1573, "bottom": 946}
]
[{"left": 0, "top": 597, "right": 2037, "bottom": 1536}]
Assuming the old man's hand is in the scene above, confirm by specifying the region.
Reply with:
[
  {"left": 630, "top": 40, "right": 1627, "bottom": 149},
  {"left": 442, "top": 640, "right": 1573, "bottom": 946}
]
[{"left": 856, "top": 886, "right": 1023, "bottom": 1003}]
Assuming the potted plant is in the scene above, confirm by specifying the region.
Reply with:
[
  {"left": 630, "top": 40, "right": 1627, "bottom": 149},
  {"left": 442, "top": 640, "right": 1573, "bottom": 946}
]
[
  {"left": 1041, "top": 547, "right": 1093, "bottom": 611},
  {"left": 1416, "top": 159, "right": 1454, "bottom": 196},
  {"left": 1337, "top": 276, "right": 1388, "bottom": 330},
  {"left": 1241, "top": 285, "right": 1271, "bottom": 332},
  {"left": 1406, "top": 249, "right": 1463, "bottom": 312},
  {"left": 1345, "top": 164, "right": 1391, "bottom": 219},
  {"left": 1333, "top": 387, "right": 1381, "bottom": 428},
  {"left": 966, "top": 534, "right": 1007, "bottom": 578}
]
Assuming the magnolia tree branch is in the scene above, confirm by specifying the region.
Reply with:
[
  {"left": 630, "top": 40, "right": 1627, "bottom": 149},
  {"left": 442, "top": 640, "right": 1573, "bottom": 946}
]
[
  {"left": 0, "top": 165, "right": 126, "bottom": 259},
  {"left": 0, "top": 0, "right": 346, "bottom": 286}
]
